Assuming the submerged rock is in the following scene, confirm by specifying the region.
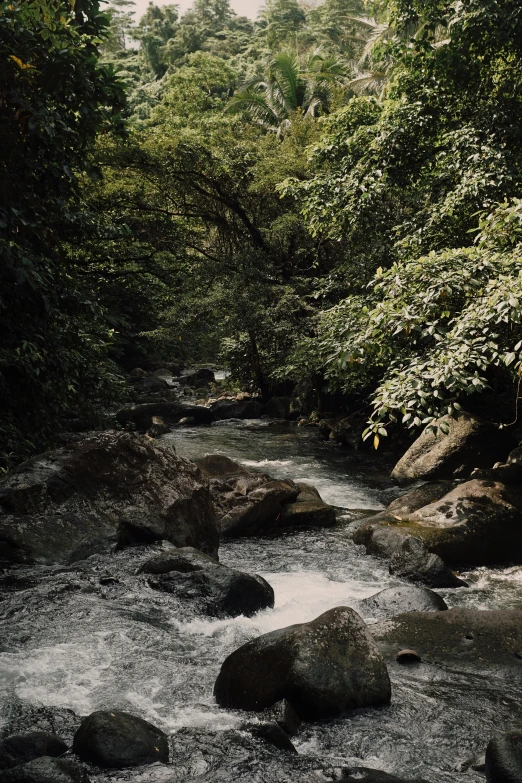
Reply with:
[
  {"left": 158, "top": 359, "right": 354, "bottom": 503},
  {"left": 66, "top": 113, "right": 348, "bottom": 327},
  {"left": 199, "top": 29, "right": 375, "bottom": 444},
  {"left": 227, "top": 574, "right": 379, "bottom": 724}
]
[
  {"left": 2, "top": 757, "right": 89, "bottom": 783},
  {"left": 485, "top": 732, "right": 522, "bottom": 783},
  {"left": 356, "top": 585, "right": 448, "bottom": 620},
  {"left": 72, "top": 710, "right": 168, "bottom": 769},
  {"left": 0, "top": 431, "right": 218, "bottom": 566},
  {"left": 214, "top": 607, "right": 391, "bottom": 719},
  {"left": 140, "top": 546, "right": 274, "bottom": 618},
  {"left": 391, "top": 413, "right": 510, "bottom": 485},
  {"left": 0, "top": 732, "right": 68, "bottom": 771}
]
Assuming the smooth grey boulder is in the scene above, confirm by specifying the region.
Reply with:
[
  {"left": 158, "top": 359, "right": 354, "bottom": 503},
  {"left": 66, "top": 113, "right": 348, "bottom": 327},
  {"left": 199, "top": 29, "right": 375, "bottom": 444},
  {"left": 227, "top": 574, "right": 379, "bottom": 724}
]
[
  {"left": 72, "top": 710, "right": 168, "bottom": 769},
  {"left": 356, "top": 585, "right": 447, "bottom": 619},
  {"left": 391, "top": 413, "right": 510, "bottom": 485},
  {"left": 2, "top": 757, "right": 89, "bottom": 783},
  {"left": 214, "top": 607, "right": 391, "bottom": 719},
  {"left": 139, "top": 546, "right": 274, "bottom": 618},
  {"left": 0, "top": 432, "right": 218, "bottom": 565},
  {"left": 0, "top": 732, "right": 68, "bottom": 770},
  {"left": 486, "top": 732, "right": 522, "bottom": 782}
]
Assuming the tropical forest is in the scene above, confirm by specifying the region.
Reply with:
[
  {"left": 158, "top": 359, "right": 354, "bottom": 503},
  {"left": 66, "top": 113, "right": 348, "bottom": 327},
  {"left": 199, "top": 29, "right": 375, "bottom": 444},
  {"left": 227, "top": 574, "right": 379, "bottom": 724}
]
[{"left": 1, "top": 1, "right": 522, "bottom": 782}]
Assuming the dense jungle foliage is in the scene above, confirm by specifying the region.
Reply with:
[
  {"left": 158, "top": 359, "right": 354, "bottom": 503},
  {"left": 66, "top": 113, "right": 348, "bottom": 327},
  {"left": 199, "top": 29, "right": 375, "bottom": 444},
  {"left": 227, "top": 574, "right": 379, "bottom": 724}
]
[{"left": 1, "top": 0, "right": 522, "bottom": 467}]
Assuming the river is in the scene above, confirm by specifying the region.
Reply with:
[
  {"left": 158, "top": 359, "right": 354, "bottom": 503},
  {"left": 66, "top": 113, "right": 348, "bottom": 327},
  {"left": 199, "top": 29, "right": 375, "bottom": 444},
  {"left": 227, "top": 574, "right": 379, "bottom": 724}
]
[{"left": 1, "top": 420, "right": 521, "bottom": 781}]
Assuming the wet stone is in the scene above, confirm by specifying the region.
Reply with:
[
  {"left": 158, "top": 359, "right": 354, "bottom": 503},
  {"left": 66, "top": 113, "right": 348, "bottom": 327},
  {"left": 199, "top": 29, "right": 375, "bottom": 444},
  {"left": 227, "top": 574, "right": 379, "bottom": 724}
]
[
  {"left": 2, "top": 757, "right": 90, "bottom": 783},
  {"left": 72, "top": 710, "right": 168, "bottom": 769},
  {"left": 0, "top": 732, "right": 68, "bottom": 770}
]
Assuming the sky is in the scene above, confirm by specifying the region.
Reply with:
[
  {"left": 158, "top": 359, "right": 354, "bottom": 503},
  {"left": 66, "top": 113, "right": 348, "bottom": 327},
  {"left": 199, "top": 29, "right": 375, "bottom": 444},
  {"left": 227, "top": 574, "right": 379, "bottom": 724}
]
[{"left": 131, "top": 0, "right": 266, "bottom": 20}]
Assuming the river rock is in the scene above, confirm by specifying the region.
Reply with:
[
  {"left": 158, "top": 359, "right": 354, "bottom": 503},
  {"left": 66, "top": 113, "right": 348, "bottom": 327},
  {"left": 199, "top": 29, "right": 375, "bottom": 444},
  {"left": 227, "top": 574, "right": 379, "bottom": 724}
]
[
  {"left": 356, "top": 585, "right": 447, "bottom": 619},
  {"left": 2, "top": 757, "right": 89, "bottom": 783},
  {"left": 210, "top": 399, "right": 265, "bottom": 420},
  {"left": 214, "top": 607, "right": 391, "bottom": 719},
  {"left": 355, "top": 524, "right": 466, "bottom": 588},
  {"left": 388, "top": 535, "right": 467, "bottom": 588},
  {"left": 147, "top": 416, "right": 171, "bottom": 437},
  {"left": 266, "top": 397, "right": 291, "bottom": 419},
  {"left": 0, "top": 432, "right": 218, "bottom": 566},
  {"left": 116, "top": 401, "right": 213, "bottom": 431},
  {"left": 391, "top": 413, "right": 510, "bottom": 485},
  {"left": 196, "top": 455, "right": 300, "bottom": 536},
  {"left": 485, "top": 732, "right": 522, "bottom": 782},
  {"left": 0, "top": 732, "right": 68, "bottom": 770},
  {"left": 139, "top": 546, "right": 274, "bottom": 618},
  {"left": 244, "top": 722, "right": 297, "bottom": 753},
  {"left": 279, "top": 498, "right": 336, "bottom": 528},
  {"left": 355, "top": 476, "right": 522, "bottom": 569},
  {"left": 260, "top": 699, "right": 301, "bottom": 737},
  {"left": 372, "top": 608, "right": 522, "bottom": 673},
  {"left": 72, "top": 710, "right": 168, "bottom": 769}
]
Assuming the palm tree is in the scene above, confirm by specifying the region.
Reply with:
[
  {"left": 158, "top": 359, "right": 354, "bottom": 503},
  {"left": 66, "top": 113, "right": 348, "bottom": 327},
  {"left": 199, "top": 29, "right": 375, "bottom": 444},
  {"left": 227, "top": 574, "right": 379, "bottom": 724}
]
[{"left": 225, "top": 50, "right": 347, "bottom": 136}]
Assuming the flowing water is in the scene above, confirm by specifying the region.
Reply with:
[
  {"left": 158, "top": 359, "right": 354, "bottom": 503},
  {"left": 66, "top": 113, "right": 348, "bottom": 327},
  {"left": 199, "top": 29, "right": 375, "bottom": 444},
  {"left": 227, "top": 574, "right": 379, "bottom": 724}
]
[{"left": 1, "top": 420, "right": 522, "bottom": 782}]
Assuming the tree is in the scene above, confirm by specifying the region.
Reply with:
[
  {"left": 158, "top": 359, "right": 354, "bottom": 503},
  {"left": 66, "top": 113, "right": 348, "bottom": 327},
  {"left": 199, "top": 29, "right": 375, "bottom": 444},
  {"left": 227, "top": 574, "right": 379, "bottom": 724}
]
[
  {"left": 257, "top": 0, "right": 306, "bottom": 50},
  {"left": 226, "top": 50, "right": 347, "bottom": 135},
  {"left": 279, "top": 0, "right": 522, "bottom": 437},
  {"left": 0, "top": 0, "right": 126, "bottom": 468},
  {"left": 134, "top": 3, "right": 179, "bottom": 75}
]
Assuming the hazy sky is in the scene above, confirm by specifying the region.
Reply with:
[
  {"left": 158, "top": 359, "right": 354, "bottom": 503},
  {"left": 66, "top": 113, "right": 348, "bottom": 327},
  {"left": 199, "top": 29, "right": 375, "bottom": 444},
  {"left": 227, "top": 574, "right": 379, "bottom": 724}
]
[{"left": 131, "top": 0, "right": 266, "bottom": 20}]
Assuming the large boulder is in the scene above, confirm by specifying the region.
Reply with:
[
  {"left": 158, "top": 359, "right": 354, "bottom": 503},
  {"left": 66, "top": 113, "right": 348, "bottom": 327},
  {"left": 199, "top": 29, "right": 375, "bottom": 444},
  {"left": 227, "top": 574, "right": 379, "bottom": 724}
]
[
  {"left": 116, "top": 402, "right": 213, "bottom": 431},
  {"left": 214, "top": 607, "right": 391, "bottom": 719},
  {"left": 278, "top": 482, "right": 336, "bottom": 529},
  {"left": 0, "top": 432, "right": 218, "bottom": 566},
  {"left": 72, "top": 710, "right": 168, "bottom": 769},
  {"left": 210, "top": 399, "right": 265, "bottom": 420},
  {"left": 355, "top": 477, "right": 522, "bottom": 569},
  {"left": 138, "top": 546, "right": 274, "bottom": 618},
  {"left": 196, "top": 457, "right": 335, "bottom": 536},
  {"left": 486, "top": 732, "right": 522, "bottom": 783},
  {"left": 2, "top": 757, "right": 89, "bottom": 783},
  {"left": 0, "top": 733, "right": 68, "bottom": 771},
  {"left": 372, "top": 608, "right": 522, "bottom": 675},
  {"left": 355, "top": 585, "right": 447, "bottom": 620},
  {"left": 196, "top": 455, "right": 299, "bottom": 537},
  {"left": 391, "top": 413, "right": 510, "bottom": 485}
]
